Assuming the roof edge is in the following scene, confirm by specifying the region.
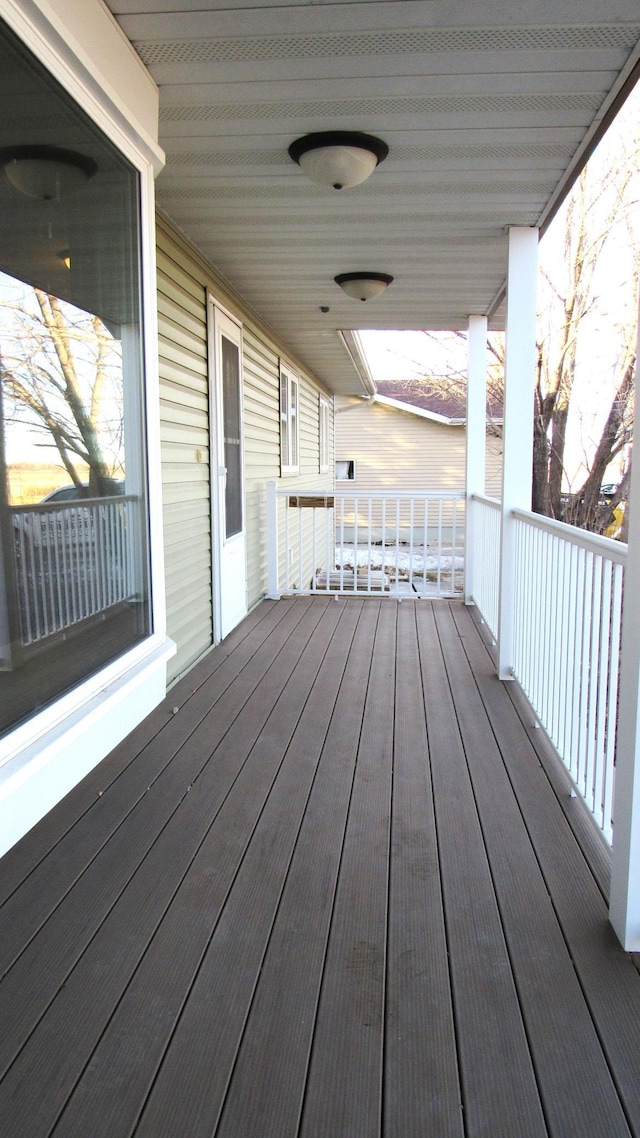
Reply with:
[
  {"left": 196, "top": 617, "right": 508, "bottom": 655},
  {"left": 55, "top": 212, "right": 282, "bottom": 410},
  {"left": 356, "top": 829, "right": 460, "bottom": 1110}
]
[
  {"left": 337, "top": 330, "right": 377, "bottom": 398},
  {"left": 374, "top": 393, "right": 460, "bottom": 426}
]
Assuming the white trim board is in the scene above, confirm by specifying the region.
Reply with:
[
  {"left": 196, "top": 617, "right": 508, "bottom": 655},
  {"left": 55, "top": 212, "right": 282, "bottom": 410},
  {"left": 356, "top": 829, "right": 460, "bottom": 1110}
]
[{"left": 0, "top": 637, "right": 175, "bottom": 858}]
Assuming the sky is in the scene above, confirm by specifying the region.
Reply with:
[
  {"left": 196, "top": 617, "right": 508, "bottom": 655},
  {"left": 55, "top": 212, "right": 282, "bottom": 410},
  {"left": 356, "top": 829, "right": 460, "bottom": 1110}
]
[{"left": 358, "top": 80, "right": 640, "bottom": 490}]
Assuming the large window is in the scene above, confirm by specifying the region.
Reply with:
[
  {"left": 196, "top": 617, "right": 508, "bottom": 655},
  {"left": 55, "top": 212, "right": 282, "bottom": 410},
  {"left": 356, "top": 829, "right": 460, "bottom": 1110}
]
[
  {"left": 280, "top": 364, "right": 299, "bottom": 475},
  {"left": 0, "top": 18, "right": 150, "bottom": 737}
]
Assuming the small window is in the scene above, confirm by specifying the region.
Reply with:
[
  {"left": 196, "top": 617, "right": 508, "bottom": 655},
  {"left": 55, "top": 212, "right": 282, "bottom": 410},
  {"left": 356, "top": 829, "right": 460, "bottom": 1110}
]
[
  {"left": 280, "top": 364, "right": 299, "bottom": 474},
  {"left": 319, "top": 396, "right": 330, "bottom": 474},
  {"left": 336, "top": 460, "right": 355, "bottom": 482}
]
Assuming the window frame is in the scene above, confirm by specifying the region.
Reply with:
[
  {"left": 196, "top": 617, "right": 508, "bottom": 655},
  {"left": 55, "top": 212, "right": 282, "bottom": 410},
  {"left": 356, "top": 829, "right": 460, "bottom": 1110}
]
[
  {"left": 280, "top": 363, "right": 300, "bottom": 475},
  {"left": 336, "top": 459, "right": 356, "bottom": 482},
  {"left": 0, "top": 1, "right": 173, "bottom": 853}
]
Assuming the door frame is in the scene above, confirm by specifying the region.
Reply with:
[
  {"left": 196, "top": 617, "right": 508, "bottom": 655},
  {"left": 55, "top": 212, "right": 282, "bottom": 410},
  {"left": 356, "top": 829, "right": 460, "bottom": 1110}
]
[{"left": 207, "top": 295, "right": 247, "bottom": 642}]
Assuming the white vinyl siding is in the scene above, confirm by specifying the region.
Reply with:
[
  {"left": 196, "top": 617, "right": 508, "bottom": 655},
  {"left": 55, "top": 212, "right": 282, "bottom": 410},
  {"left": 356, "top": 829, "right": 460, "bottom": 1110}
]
[
  {"left": 157, "top": 213, "right": 334, "bottom": 664},
  {"left": 485, "top": 431, "right": 503, "bottom": 498},
  {"left": 242, "top": 330, "right": 280, "bottom": 609},
  {"left": 157, "top": 221, "right": 212, "bottom": 683},
  {"left": 335, "top": 397, "right": 502, "bottom": 497},
  {"left": 319, "top": 396, "right": 331, "bottom": 473}
]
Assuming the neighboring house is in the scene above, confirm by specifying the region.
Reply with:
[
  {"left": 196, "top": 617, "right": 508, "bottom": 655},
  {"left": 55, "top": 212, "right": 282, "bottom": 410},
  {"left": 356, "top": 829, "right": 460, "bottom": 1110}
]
[{"left": 335, "top": 389, "right": 502, "bottom": 498}]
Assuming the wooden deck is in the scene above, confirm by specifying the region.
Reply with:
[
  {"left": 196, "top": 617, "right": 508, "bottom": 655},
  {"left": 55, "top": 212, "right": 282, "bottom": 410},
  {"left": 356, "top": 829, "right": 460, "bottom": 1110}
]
[{"left": 2, "top": 597, "right": 640, "bottom": 1138}]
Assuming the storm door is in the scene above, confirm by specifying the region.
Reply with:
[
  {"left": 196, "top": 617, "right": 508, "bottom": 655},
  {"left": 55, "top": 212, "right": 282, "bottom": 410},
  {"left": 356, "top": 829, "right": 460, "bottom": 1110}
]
[{"left": 209, "top": 302, "right": 247, "bottom": 640}]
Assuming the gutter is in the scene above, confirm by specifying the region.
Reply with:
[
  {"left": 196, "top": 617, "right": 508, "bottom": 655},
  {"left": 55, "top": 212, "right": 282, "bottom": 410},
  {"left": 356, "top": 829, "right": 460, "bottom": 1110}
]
[{"left": 337, "top": 329, "right": 377, "bottom": 399}]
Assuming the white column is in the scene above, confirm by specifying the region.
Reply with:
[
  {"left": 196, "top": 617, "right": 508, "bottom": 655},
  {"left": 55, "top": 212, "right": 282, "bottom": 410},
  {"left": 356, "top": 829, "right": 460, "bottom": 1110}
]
[
  {"left": 609, "top": 292, "right": 640, "bottom": 950},
  {"left": 497, "top": 227, "right": 538, "bottom": 680},
  {"left": 465, "top": 315, "right": 488, "bottom": 605}
]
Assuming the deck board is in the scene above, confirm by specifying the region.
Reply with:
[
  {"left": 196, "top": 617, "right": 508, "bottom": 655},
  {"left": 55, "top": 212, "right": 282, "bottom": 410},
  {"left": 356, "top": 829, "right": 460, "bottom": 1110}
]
[
  {"left": 131, "top": 599, "right": 366, "bottom": 1138},
  {"left": 0, "top": 597, "right": 296, "bottom": 972},
  {"left": 0, "top": 599, "right": 324, "bottom": 1111},
  {"left": 452, "top": 603, "right": 640, "bottom": 1134},
  {"left": 213, "top": 599, "right": 368, "bottom": 1138},
  {"left": 299, "top": 600, "right": 394, "bottom": 1138},
  {"left": 1, "top": 598, "right": 640, "bottom": 1138},
  {"left": 0, "top": 600, "right": 280, "bottom": 907},
  {"left": 384, "top": 601, "right": 463, "bottom": 1138},
  {"left": 417, "top": 603, "right": 548, "bottom": 1138},
  {"left": 435, "top": 603, "right": 630, "bottom": 1137}
]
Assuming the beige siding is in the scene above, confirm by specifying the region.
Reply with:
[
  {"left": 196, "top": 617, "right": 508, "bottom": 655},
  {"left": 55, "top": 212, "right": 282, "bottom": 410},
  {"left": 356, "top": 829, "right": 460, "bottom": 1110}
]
[
  {"left": 243, "top": 328, "right": 280, "bottom": 608},
  {"left": 485, "top": 431, "right": 503, "bottom": 498},
  {"left": 156, "top": 213, "right": 333, "bottom": 677},
  {"left": 336, "top": 398, "right": 502, "bottom": 497},
  {"left": 157, "top": 226, "right": 212, "bottom": 683},
  {"left": 243, "top": 351, "right": 335, "bottom": 602}
]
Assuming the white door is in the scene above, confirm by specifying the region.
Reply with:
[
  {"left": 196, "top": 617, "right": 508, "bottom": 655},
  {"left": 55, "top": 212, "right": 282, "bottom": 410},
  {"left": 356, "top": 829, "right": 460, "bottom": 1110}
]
[{"left": 209, "top": 302, "right": 247, "bottom": 640}]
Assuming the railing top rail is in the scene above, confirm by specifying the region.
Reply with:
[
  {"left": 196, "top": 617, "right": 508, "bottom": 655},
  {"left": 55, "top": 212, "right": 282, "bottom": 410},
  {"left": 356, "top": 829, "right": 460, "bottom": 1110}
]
[
  {"left": 512, "top": 506, "right": 627, "bottom": 565},
  {"left": 275, "top": 487, "right": 465, "bottom": 501},
  {"left": 470, "top": 493, "right": 501, "bottom": 510},
  {"left": 10, "top": 495, "right": 135, "bottom": 515}
]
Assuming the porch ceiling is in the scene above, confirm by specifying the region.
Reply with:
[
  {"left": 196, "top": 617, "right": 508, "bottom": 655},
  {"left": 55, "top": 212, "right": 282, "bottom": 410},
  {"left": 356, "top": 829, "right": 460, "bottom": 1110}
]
[{"left": 109, "top": 1, "right": 640, "bottom": 395}]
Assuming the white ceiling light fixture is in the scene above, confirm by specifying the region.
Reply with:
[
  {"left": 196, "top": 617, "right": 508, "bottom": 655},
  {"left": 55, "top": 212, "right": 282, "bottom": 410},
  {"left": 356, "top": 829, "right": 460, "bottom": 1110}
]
[
  {"left": 288, "top": 131, "right": 388, "bottom": 190},
  {"left": 0, "top": 145, "right": 97, "bottom": 200},
  {"left": 334, "top": 272, "right": 394, "bottom": 301}
]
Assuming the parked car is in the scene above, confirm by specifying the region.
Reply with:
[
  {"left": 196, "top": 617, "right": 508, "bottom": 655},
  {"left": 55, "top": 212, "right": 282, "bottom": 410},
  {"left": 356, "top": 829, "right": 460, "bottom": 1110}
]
[{"left": 41, "top": 479, "right": 125, "bottom": 502}]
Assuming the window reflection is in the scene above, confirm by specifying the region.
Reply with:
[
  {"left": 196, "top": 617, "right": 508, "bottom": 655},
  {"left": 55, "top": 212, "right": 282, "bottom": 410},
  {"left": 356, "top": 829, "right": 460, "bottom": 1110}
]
[{"left": 0, "top": 17, "right": 150, "bottom": 737}]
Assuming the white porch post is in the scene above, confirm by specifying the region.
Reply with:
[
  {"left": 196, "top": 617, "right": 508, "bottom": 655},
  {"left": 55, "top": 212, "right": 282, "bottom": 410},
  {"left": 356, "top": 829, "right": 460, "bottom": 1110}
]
[
  {"left": 609, "top": 296, "right": 640, "bottom": 950},
  {"left": 497, "top": 227, "right": 538, "bottom": 680},
  {"left": 465, "top": 315, "right": 488, "bottom": 605}
]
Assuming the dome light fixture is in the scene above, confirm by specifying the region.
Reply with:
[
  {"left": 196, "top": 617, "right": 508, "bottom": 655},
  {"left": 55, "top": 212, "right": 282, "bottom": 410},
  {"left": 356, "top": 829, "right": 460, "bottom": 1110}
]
[
  {"left": 334, "top": 272, "right": 394, "bottom": 301},
  {"left": 288, "top": 131, "right": 388, "bottom": 190},
  {"left": 0, "top": 145, "right": 97, "bottom": 200}
]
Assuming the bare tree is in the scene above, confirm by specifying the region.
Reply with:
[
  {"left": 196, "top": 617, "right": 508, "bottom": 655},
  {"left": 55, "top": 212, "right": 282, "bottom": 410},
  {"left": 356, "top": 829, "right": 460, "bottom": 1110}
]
[
  {"left": 1, "top": 283, "right": 123, "bottom": 496},
  {"left": 381, "top": 329, "right": 504, "bottom": 430},
  {"left": 373, "top": 94, "right": 639, "bottom": 539},
  {"left": 534, "top": 145, "right": 638, "bottom": 532}
]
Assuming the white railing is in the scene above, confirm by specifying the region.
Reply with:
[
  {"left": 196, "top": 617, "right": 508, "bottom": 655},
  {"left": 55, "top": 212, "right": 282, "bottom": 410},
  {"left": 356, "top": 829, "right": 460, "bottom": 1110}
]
[
  {"left": 510, "top": 510, "right": 625, "bottom": 843},
  {"left": 10, "top": 495, "right": 139, "bottom": 648},
  {"left": 267, "top": 484, "right": 465, "bottom": 599},
  {"left": 468, "top": 494, "right": 501, "bottom": 639}
]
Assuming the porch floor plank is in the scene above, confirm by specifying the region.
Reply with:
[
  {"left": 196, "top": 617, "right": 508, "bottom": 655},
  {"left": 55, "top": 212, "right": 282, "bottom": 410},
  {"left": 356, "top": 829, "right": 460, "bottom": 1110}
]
[
  {"left": 417, "top": 603, "right": 548, "bottom": 1138},
  {"left": 298, "top": 600, "right": 395, "bottom": 1138},
  {"left": 450, "top": 602, "right": 640, "bottom": 1134},
  {"left": 0, "top": 597, "right": 322, "bottom": 1087},
  {"left": 384, "top": 601, "right": 463, "bottom": 1138},
  {"left": 1, "top": 598, "right": 640, "bottom": 1138},
  {"left": 435, "top": 603, "right": 631, "bottom": 1137},
  {"left": 0, "top": 599, "right": 280, "bottom": 906}
]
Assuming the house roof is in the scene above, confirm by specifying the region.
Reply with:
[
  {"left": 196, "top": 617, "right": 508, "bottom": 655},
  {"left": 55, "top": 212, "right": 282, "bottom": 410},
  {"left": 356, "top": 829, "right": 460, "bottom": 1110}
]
[
  {"left": 374, "top": 380, "right": 502, "bottom": 421},
  {"left": 373, "top": 393, "right": 463, "bottom": 427},
  {"left": 107, "top": 2, "right": 640, "bottom": 396}
]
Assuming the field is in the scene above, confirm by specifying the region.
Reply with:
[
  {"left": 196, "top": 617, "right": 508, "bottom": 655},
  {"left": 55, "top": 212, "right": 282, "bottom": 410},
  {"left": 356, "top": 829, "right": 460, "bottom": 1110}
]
[{"left": 6, "top": 463, "right": 89, "bottom": 506}]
